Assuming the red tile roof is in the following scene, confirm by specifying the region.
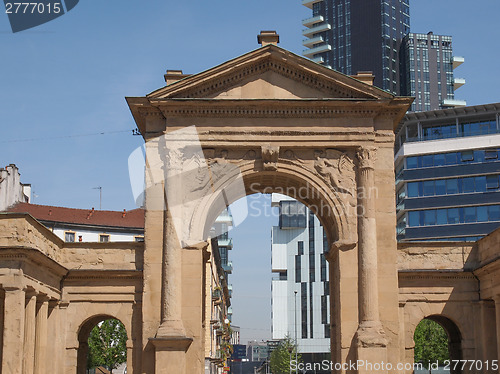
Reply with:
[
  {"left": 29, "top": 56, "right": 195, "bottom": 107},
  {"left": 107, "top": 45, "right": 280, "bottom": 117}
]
[{"left": 7, "top": 202, "right": 144, "bottom": 229}]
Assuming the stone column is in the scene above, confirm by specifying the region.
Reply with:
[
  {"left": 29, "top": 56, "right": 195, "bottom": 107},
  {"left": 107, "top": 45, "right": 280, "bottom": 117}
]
[
  {"left": 355, "top": 147, "right": 387, "bottom": 369},
  {"left": 493, "top": 295, "right": 500, "bottom": 370},
  {"left": 2, "top": 287, "right": 25, "bottom": 374},
  {"left": 34, "top": 295, "right": 49, "bottom": 374},
  {"left": 23, "top": 290, "right": 37, "bottom": 374}
]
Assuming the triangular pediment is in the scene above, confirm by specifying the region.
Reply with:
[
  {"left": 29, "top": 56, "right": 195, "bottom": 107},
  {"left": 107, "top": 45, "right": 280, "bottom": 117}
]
[{"left": 148, "top": 45, "right": 394, "bottom": 101}]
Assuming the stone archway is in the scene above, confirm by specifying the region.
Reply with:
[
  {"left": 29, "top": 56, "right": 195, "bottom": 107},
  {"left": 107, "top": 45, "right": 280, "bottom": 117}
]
[
  {"left": 76, "top": 315, "right": 129, "bottom": 374},
  {"left": 127, "top": 39, "right": 411, "bottom": 374},
  {"left": 426, "top": 315, "right": 463, "bottom": 374}
]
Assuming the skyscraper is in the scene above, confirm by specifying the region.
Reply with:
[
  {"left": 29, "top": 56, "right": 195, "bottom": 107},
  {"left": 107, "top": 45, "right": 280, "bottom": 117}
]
[
  {"left": 271, "top": 194, "right": 330, "bottom": 371},
  {"left": 401, "top": 32, "right": 466, "bottom": 112},
  {"left": 302, "top": 0, "right": 410, "bottom": 95}
]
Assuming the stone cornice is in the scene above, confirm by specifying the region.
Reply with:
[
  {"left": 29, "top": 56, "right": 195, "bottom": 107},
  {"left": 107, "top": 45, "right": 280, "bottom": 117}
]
[
  {"left": 0, "top": 247, "right": 68, "bottom": 278},
  {"left": 398, "top": 269, "right": 477, "bottom": 281},
  {"left": 64, "top": 269, "right": 143, "bottom": 281}
]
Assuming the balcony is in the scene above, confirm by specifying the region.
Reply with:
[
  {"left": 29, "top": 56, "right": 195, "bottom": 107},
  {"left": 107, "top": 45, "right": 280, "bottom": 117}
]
[
  {"left": 452, "top": 56, "right": 465, "bottom": 69},
  {"left": 303, "top": 43, "right": 332, "bottom": 58},
  {"left": 222, "top": 261, "right": 233, "bottom": 274},
  {"left": 302, "top": 23, "right": 331, "bottom": 38},
  {"left": 311, "top": 56, "right": 324, "bottom": 64},
  {"left": 302, "top": 0, "right": 323, "bottom": 9},
  {"left": 454, "top": 77, "right": 466, "bottom": 90},
  {"left": 302, "top": 15, "right": 324, "bottom": 28},
  {"left": 442, "top": 99, "right": 467, "bottom": 108},
  {"left": 303, "top": 36, "right": 323, "bottom": 48},
  {"left": 217, "top": 238, "right": 233, "bottom": 248}
]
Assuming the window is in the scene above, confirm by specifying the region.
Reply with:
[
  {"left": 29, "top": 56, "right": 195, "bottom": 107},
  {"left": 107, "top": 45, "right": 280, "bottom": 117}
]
[
  {"left": 406, "top": 156, "right": 419, "bottom": 169},
  {"left": 280, "top": 201, "right": 307, "bottom": 228},
  {"left": 423, "top": 210, "right": 436, "bottom": 226},
  {"left": 475, "top": 176, "right": 487, "bottom": 192},
  {"left": 423, "top": 181, "right": 434, "bottom": 196},
  {"left": 477, "top": 206, "right": 488, "bottom": 222},
  {"left": 422, "top": 155, "right": 434, "bottom": 167},
  {"left": 444, "top": 152, "right": 457, "bottom": 165},
  {"left": 446, "top": 179, "right": 459, "bottom": 194},
  {"left": 297, "top": 241, "right": 304, "bottom": 255},
  {"left": 464, "top": 207, "right": 476, "bottom": 223},
  {"left": 436, "top": 210, "right": 447, "bottom": 225},
  {"left": 135, "top": 236, "right": 145, "bottom": 242},
  {"left": 462, "top": 177, "right": 475, "bottom": 193},
  {"left": 408, "top": 211, "right": 420, "bottom": 227},
  {"left": 489, "top": 205, "right": 500, "bottom": 221},
  {"left": 295, "top": 256, "right": 301, "bottom": 283},
  {"left": 461, "top": 151, "right": 474, "bottom": 162},
  {"left": 99, "top": 234, "right": 110, "bottom": 243},
  {"left": 407, "top": 182, "right": 419, "bottom": 198},
  {"left": 65, "top": 231, "right": 75, "bottom": 242},
  {"left": 447, "top": 208, "right": 459, "bottom": 224},
  {"left": 485, "top": 150, "right": 498, "bottom": 160},
  {"left": 435, "top": 180, "right": 446, "bottom": 195},
  {"left": 486, "top": 175, "right": 499, "bottom": 190}
]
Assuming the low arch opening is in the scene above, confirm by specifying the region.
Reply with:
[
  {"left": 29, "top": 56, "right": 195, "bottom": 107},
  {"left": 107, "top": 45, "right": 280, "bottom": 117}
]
[
  {"left": 414, "top": 315, "right": 462, "bottom": 374},
  {"left": 77, "top": 315, "right": 128, "bottom": 374}
]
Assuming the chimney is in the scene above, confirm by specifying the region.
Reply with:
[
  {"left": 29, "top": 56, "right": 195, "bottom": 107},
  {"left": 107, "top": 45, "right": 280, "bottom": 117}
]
[
  {"left": 48, "top": 209, "right": 52, "bottom": 216},
  {"left": 164, "top": 70, "right": 191, "bottom": 85},
  {"left": 351, "top": 71, "right": 375, "bottom": 86},
  {"left": 258, "top": 31, "right": 280, "bottom": 47},
  {"left": 122, "top": 209, "right": 126, "bottom": 218}
]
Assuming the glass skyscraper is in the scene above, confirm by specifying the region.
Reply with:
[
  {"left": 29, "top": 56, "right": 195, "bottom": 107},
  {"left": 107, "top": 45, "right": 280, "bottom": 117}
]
[
  {"left": 401, "top": 32, "right": 466, "bottom": 112},
  {"left": 302, "top": 0, "right": 410, "bottom": 95},
  {"left": 395, "top": 103, "right": 500, "bottom": 241}
]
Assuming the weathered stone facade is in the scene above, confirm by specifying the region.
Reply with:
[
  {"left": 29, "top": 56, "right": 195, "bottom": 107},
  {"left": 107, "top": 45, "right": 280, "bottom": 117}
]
[{"left": 0, "top": 37, "right": 499, "bottom": 374}]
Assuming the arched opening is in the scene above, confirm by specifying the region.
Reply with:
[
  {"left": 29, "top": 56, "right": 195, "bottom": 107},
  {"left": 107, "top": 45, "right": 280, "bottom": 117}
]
[
  {"left": 414, "top": 315, "right": 462, "bottom": 373},
  {"left": 77, "top": 315, "right": 128, "bottom": 374},
  {"left": 207, "top": 191, "right": 334, "bottom": 374}
]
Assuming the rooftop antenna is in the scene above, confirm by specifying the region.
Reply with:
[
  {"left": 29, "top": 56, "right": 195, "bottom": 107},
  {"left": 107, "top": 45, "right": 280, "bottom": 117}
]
[{"left": 93, "top": 186, "right": 102, "bottom": 210}]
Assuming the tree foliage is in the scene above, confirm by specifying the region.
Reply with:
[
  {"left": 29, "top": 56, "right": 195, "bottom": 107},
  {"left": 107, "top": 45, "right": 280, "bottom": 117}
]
[
  {"left": 269, "top": 335, "right": 301, "bottom": 374},
  {"left": 414, "top": 319, "right": 449, "bottom": 369},
  {"left": 87, "top": 319, "right": 128, "bottom": 373}
]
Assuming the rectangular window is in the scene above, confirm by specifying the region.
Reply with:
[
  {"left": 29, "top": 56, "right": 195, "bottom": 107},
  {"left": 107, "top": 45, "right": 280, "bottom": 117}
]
[
  {"left": 477, "top": 206, "right": 488, "bottom": 222},
  {"left": 309, "top": 283, "right": 314, "bottom": 339},
  {"left": 485, "top": 150, "right": 498, "bottom": 160},
  {"left": 301, "top": 283, "right": 308, "bottom": 339},
  {"left": 462, "top": 177, "right": 475, "bottom": 193},
  {"left": 435, "top": 180, "right": 446, "bottom": 195},
  {"left": 321, "top": 295, "right": 328, "bottom": 324},
  {"left": 422, "top": 155, "right": 434, "bottom": 167},
  {"left": 424, "top": 210, "right": 436, "bottom": 226},
  {"left": 487, "top": 175, "right": 499, "bottom": 189},
  {"left": 280, "top": 201, "right": 307, "bottom": 228},
  {"left": 447, "top": 208, "right": 460, "bottom": 224},
  {"left": 99, "top": 234, "right": 110, "bottom": 242},
  {"left": 65, "top": 232, "right": 75, "bottom": 242},
  {"left": 434, "top": 154, "right": 446, "bottom": 166},
  {"left": 444, "top": 152, "right": 457, "bottom": 165},
  {"left": 324, "top": 324, "right": 330, "bottom": 338},
  {"left": 320, "top": 254, "right": 327, "bottom": 282},
  {"left": 406, "top": 156, "right": 419, "bottom": 169},
  {"left": 489, "top": 205, "right": 500, "bottom": 221},
  {"left": 407, "top": 182, "right": 419, "bottom": 197},
  {"left": 461, "top": 151, "right": 474, "bottom": 162},
  {"left": 475, "top": 176, "right": 487, "bottom": 192},
  {"left": 408, "top": 211, "right": 420, "bottom": 227},
  {"left": 464, "top": 207, "right": 476, "bottom": 223},
  {"left": 295, "top": 256, "right": 301, "bottom": 283},
  {"left": 446, "top": 179, "right": 459, "bottom": 194},
  {"left": 298, "top": 241, "right": 304, "bottom": 255},
  {"left": 423, "top": 181, "right": 434, "bottom": 196},
  {"left": 436, "top": 209, "right": 447, "bottom": 225}
]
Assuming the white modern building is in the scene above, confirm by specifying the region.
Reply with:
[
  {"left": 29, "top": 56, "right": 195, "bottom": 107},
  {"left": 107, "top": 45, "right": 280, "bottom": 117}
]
[{"left": 271, "top": 194, "right": 330, "bottom": 367}]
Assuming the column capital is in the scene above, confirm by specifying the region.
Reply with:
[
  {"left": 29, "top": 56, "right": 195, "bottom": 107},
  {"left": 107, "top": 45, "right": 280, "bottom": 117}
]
[{"left": 356, "top": 146, "right": 377, "bottom": 170}]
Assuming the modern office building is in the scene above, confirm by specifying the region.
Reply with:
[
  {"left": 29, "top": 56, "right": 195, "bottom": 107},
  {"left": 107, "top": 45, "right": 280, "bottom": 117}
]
[
  {"left": 271, "top": 194, "right": 330, "bottom": 369},
  {"left": 302, "top": 0, "right": 410, "bottom": 95},
  {"left": 395, "top": 102, "right": 500, "bottom": 241},
  {"left": 401, "top": 32, "right": 466, "bottom": 112}
]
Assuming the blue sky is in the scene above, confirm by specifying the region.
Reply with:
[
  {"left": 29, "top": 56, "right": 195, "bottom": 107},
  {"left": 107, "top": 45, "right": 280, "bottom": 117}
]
[{"left": 1, "top": 0, "right": 500, "bottom": 343}]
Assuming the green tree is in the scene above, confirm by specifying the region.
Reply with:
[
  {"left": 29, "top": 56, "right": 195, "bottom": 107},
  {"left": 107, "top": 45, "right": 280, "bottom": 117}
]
[
  {"left": 269, "top": 335, "right": 301, "bottom": 374},
  {"left": 87, "top": 319, "right": 128, "bottom": 373},
  {"left": 414, "top": 319, "right": 449, "bottom": 370}
]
